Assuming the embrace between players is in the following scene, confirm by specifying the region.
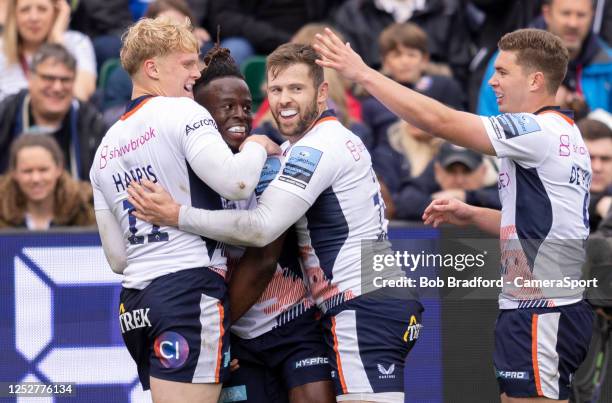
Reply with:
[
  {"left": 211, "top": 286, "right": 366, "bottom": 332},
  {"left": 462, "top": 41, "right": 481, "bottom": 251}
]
[{"left": 92, "top": 16, "right": 593, "bottom": 403}]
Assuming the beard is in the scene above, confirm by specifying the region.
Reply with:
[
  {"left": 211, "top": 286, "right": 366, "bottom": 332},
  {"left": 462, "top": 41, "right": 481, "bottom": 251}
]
[{"left": 273, "top": 98, "right": 320, "bottom": 139}]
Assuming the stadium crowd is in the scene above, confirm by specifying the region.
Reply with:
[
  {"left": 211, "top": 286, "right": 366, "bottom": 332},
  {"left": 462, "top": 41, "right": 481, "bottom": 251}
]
[
  {"left": 0, "top": 0, "right": 611, "bottom": 230},
  {"left": 1, "top": 1, "right": 612, "bottom": 403},
  {"left": 0, "top": 0, "right": 611, "bottom": 229}
]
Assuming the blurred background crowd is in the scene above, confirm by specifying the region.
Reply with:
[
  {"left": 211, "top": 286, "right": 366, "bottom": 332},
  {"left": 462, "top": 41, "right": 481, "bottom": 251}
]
[{"left": 0, "top": 0, "right": 610, "bottom": 235}]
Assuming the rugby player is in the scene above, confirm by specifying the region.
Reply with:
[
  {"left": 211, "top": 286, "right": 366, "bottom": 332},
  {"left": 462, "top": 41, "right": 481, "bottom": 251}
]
[
  {"left": 194, "top": 45, "right": 334, "bottom": 403},
  {"left": 314, "top": 27, "right": 593, "bottom": 403},
  {"left": 89, "top": 17, "right": 279, "bottom": 403},
  {"left": 128, "top": 43, "right": 423, "bottom": 403}
]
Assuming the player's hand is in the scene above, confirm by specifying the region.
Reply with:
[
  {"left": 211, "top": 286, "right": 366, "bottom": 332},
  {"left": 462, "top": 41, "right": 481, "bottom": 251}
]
[
  {"left": 596, "top": 196, "right": 612, "bottom": 219},
  {"left": 230, "top": 359, "right": 240, "bottom": 372},
  {"left": 241, "top": 134, "right": 281, "bottom": 155},
  {"left": 127, "top": 180, "right": 180, "bottom": 227},
  {"left": 422, "top": 198, "right": 474, "bottom": 228},
  {"left": 313, "top": 27, "right": 370, "bottom": 83}
]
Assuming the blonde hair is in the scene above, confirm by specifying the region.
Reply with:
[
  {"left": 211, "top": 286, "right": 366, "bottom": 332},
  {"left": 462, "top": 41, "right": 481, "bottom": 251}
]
[
  {"left": 2, "top": 0, "right": 58, "bottom": 65},
  {"left": 120, "top": 16, "right": 199, "bottom": 76}
]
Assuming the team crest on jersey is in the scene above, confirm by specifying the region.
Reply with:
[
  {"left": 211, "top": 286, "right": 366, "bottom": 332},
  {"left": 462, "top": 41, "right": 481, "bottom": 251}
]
[
  {"left": 279, "top": 146, "right": 323, "bottom": 189},
  {"left": 489, "top": 113, "right": 541, "bottom": 139}
]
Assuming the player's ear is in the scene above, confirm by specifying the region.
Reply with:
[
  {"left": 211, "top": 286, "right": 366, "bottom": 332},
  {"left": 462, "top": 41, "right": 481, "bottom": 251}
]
[
  {"left": 143, "top": 58, "right": 160, "bottom": 80},
  {"left": 529, "top": 71, "right": 546, "bottom": 93},
  {"left": 317, "top": 81, "right": 329, "bottom": 104}
]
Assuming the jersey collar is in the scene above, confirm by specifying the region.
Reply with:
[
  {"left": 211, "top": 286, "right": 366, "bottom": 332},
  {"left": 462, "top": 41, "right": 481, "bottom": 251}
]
[
  {"left": 313, "top": 109, "right": 338, "bottom": 127},
  {"left": 121, "top": 95, "right": 155, "bottom": 120},
  {"left": 533, "top": 106, "right": 575, "bottom": 125}
]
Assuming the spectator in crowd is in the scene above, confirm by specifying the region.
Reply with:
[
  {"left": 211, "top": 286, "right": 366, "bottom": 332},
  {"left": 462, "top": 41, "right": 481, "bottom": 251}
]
[
  {"left": 594, "top": 0, "right": 612, "bottom": 46},
  {"left": 253, "top": 23, "right": 373, "bottom": 149},
  {"left": 0, "top": 133, "right": 95, "bottom": 229},
  {"left": 579, "top": 109, "right": 612, "bottom": 232},
  {"left": 373, "top": 120, "right": 443, "bottom": 197},
  {"left": 69, "top": 0, "right": 132, "bottom": 71},
  {"left": 477, "top": 0, "right": 612, "bottom": 118},
  {"left": 333, "top": 0, "right": 473, "bottom": 82},
  {"left": 362, "top": 22, "right": 464, "bottom": 148},
  {"left": 209, "top": 0, "right": 344, "bottom": 66},
  {"left": 0, "top": 0, "right": 97, "bottom": 101},
  {"left": 0, "top": 43, "right": 105, "bottom": 180},
  {"left": 382, "top": 142, "right": 500, "bottom": 220}
]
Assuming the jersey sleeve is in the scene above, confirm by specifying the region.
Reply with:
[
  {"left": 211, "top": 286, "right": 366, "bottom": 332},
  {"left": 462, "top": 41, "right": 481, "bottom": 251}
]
[
  {"left": 89, "top": 158, "right": 110, "bottom": 211},
  {"left": 171, "top": 98, "right": 226, "bottom": 160},
  {"left": 269, "top": 139, "right": 340, "bottom": 205},
  {"left": 480, "top": 113, "right": 553, "bottom": 167}
]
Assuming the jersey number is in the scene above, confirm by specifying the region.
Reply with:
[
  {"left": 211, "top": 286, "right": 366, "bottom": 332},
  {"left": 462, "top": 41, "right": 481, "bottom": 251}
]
[{"left": 123, "top": 200, "right": 169, "bottom": 245}]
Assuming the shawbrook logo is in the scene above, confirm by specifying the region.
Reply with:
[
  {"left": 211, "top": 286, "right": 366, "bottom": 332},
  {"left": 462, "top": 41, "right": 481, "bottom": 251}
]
[
  {"left": 295, "top": 357, "right": 328, "bottom": 369},
  {"left": 378, "top": 363, "right": 396, "bottom": 379},
  {"left": 496, "top": 370, "right": 529, "bottom": 380}
]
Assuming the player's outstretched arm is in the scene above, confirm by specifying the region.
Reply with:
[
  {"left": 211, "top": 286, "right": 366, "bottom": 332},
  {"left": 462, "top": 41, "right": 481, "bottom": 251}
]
[
  {"left": 128, "top": 180, "right": 309, "bottom": 247},
  {"left": 314, "top": 28, "right": 495, "bottom": 156},
  {"left": 95, "top": 210, "right": 128, "bottom": 273},
  {"left": 229, "top": 232, "right": 287, "bottom": 323},
  {"left": 423, "top": 198, "right": 501, "bottom": 236}
]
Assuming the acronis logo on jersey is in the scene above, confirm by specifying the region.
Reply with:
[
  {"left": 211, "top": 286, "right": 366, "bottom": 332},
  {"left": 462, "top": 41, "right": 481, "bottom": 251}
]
[
  {"left": 185, "top": 118, "right": 217, "bottom": 135},
  {"left": 279, "top": 146, "right": 323, "bottom": 189},
  {"left": 154, "top": 331, "right": 189, "bottom": 368},
  {"left": 256, "top": 157, "right": 282, "bottom": 197},
  {"left": 490, "top": 113, "right": 542, "bottom": 139}
]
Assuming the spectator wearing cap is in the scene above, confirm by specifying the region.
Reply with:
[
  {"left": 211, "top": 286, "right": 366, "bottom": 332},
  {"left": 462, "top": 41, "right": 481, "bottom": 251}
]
[
  {"left": 362, "top": 22, "right": 465, "bottom": 149},
  {"left": 381, "top": 142, "right": 500, "bottom": 220},
  {"left": 0, "top": 43, "right": 106, "bottom": 180},
  {"left": 579, "top": 109, "right": 612, "bottom": 232}
]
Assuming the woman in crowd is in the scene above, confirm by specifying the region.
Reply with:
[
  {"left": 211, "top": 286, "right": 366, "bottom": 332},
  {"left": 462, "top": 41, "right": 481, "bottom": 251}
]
[
  {"left": 0, "top": 0, "right": 96, "bottom": 101},
  {"left": 0, "top": 134, "right": 95, "bottom": 229}
]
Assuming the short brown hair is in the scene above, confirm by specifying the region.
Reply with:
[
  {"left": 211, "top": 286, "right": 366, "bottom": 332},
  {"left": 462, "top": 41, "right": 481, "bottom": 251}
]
[
  {"left": 498, "top": 28, "right": 568, "bottom": 94},
  {"left": 266, "top": 43, "right": 324, "bottom": 89},
  {"left": 578, "top": 118, "right": 612, "bottom": 141},
  {"left": 379, "top": 23, "right": 428, "bottom": 58},
  {"left": 120, "top": 16, "right": 199, "bottom": 76}
]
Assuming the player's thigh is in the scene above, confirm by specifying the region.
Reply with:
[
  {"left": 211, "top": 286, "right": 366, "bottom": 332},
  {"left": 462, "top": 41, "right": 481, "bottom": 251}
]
[
  {"left": 289, "top": 380, "right": 335, "bottom": 403},
  {"left": 150, "top": 376, "right": 222, "bottom": 403},
  {"left": 500, "top": 392, "right": 568, "bottom": 403},
  {"left": 321, "top": 295, "right": 423, "bottom": 397}
]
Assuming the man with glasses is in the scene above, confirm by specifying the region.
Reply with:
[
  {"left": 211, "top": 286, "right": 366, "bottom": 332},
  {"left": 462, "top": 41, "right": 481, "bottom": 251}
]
[{"left": 0, "top": 43, "right": 106, "bottom": 180}]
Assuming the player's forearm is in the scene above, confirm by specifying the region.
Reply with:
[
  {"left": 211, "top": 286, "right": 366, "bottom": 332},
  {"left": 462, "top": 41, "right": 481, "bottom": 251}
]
[
  {"left": 190, "top": 141, "right": 267, "bottom": 200},
  {"left": 358, "top": 69, "right": 494, "bottom": 155},
  {"left": 468, "top": 206, "right": 501, "bottom": 236},
  {"left": 95, "top": 210, "right": 127, "bottom": 273}
]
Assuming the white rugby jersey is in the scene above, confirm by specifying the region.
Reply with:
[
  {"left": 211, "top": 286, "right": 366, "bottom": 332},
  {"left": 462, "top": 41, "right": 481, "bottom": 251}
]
[
  {"left": 224, "top": 156, "right": 314, "bottom": 339},
  {"left": 481, "top": 107, "right": 591, "bottom": 309},
  {"left": 269, "top": 111, "right": 388, "bottom": 312},
  {"left": 90, "top": 96, "right": 242, "bottom": 289}
]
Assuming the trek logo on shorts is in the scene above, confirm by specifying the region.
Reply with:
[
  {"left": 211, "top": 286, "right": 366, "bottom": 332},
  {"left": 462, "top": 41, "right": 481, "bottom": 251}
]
[
  {"left": 118, "top": 303, "right": 152, "bottom": 333},
  {"left": 377, "top": 363, "right": 396, "bottom": 379},
  {"left": 496, "top": 370, "right": 530, "bottom": 380},
  {"left": 403, "top": 315, "right": 422, "bottom": 342},
  {"left": 154, "top": 331, "right": 189, "bottom": 368},
  {"left": 294, "top": 356, "right": 329, "bottom": 369}
]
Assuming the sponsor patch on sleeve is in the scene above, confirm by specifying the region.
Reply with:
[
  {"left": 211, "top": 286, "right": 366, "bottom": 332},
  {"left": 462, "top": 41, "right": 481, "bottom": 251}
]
[
  {"left": 488, "top": 113, "right": 541, "bottom": 139},
  {"left": 185, "top": 117, "right": 218, "bottom": 136},
  {"left": 255, "top": 157, "right": 282, "bottom": 197},
  {"left": 279, "top": 146, "right": 323, "bottom": 189}
]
